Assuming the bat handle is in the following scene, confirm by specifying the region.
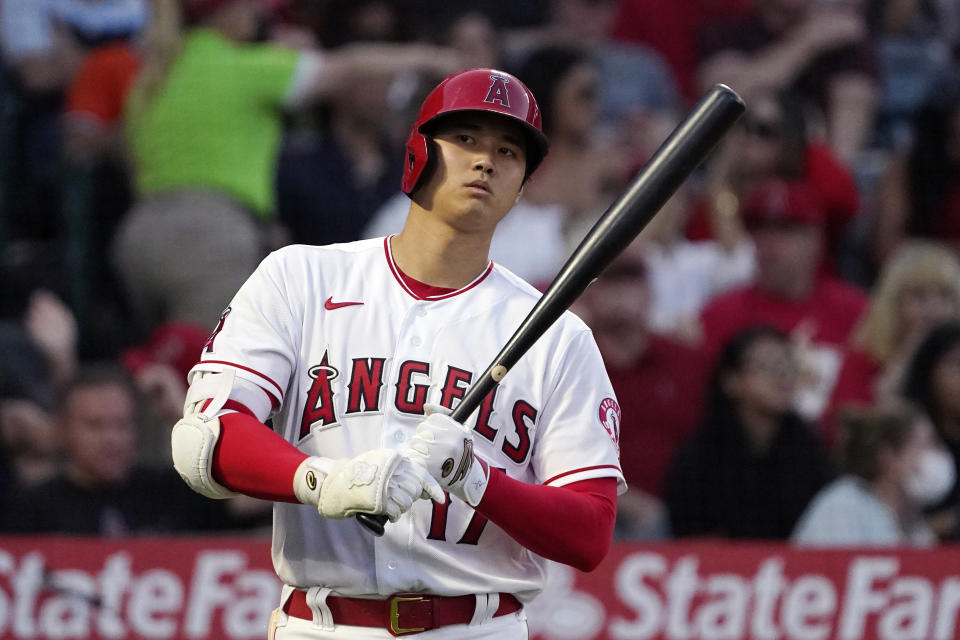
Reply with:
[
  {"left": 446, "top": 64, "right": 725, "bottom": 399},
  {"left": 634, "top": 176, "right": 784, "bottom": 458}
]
[
  {"left": 354, "top": 386, "right": 487, "bottom": 536},
  {"left": 356, "top": 512, "right": 387, "bottom": 536}
]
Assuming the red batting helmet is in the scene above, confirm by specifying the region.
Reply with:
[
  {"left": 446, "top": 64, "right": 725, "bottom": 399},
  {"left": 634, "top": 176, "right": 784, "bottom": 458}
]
[{"left": 401, "top": 68, "right": 550, "bottom": 195}]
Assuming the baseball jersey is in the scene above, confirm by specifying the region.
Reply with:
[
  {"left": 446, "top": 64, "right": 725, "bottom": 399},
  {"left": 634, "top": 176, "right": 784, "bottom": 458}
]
[{"left": 196, "top": 237, "right": 625, "bottom": 602}]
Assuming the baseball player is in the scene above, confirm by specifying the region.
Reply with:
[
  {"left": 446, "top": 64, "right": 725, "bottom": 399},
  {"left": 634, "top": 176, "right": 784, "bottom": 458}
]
[{"left": 171, "top": 68, "right": 625, "bottom": 639}]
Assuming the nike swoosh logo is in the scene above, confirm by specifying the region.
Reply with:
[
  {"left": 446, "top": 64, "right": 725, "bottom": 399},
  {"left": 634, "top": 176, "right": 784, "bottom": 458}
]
[{"left": 325, "top": 297, "right": 364, "bottom": 310}]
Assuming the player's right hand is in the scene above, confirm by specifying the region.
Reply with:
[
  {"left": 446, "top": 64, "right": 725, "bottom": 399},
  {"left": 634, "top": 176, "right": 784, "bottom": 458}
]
[{"left": 293, "top": 450, "right": 443, "bottom": 523}]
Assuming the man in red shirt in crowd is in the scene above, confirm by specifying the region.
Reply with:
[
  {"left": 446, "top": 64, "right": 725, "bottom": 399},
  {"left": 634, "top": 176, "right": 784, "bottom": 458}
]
[
  {"left": 576, "top": 248, "right": 708, "bottom": 538},
  {"left": 700, "top": 178, "right": 868, "bottom": 421}
]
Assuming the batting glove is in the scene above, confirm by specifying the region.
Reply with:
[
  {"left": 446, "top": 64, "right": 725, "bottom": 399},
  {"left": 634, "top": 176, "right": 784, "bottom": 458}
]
[
  {"left": 293, "top": 449, "right": 444, "bottom": 522},
  {"left": 404, "top": 405, "right": 490, "bottom": 507}
]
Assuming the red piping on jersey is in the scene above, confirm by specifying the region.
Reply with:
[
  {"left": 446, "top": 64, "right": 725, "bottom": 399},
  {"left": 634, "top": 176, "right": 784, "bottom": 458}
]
[
  {"left": 383, "top": 236, "right": 494, "bottom": 301},
  {"left": 543, "top": 465, "right": 623, "bottom": 486},
  {"left": 199, "top": 359, "right": 284, "bottom": 404}
]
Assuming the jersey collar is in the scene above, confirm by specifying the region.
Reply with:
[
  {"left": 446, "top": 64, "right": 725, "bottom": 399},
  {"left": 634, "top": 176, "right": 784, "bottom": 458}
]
[{"left": 383, "top": 235, "right": 494, "bottom": 301}]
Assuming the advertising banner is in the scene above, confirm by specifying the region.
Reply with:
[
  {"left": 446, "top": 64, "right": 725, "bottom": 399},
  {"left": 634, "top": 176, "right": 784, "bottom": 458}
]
[{"left": 1, "top": 538, "right": 958, "bottom": 640}]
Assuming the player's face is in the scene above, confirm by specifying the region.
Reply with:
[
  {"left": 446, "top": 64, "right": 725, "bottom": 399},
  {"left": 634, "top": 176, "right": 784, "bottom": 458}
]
[
  {"left": 63, "top": 383, "right": 138, "bottom": 488},
  {"left": 418, "top": 112, "right": 528, "bottom": 232}
]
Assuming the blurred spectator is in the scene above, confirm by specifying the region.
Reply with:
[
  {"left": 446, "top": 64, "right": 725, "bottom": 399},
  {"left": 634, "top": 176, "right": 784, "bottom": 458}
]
[
  {"left": 639, "top": 176, "right": 754, "bottom": 344},
  {"left": 0, "top": 0, "right": 146, "bottom": 96},
  {"left": 665, "top": 325, "right": 834, "bottom": 539},
  {"left": 111, "top": 0, "right": 460, "bottom": 332},
  {"left": 319, "top": 0, "right": 417, "bottom": 49},
  {"left": 611, "top": 0, "right": 751, "bottom": 101},
  {"left": 63, "top": 40, "right": 140, "bottom": 161},
  {"left": 277, "top": 0, "right": 413, "bottom": 245},
  {"left": 0, "top": 316, "right": 60, "bottom": 494},
  {"left": 866, "top": 0, "right": 953, "bottom": 150},
  {"left": 698, "top": 0, "right": 879, "bottom": 165},
  {"left": 0, "top": 0, "right": 147, "bottom": 248},
  {"left": 515, "top": 46, "right": 620, "bottom": 230},
  {"left": 574, "top": 248, "right": 709, "bottom": 539},
  {"left": 505, "top": 0, "right": 681, "bottom": 127},
  {"left": 60, "top": 39, "right": 140, "bottom": 349},
  {"left": 873, "top": 77, "right": 960, "bottom": 264},
  {"left": 700, "top": 178, "right": 868, "bottom": 421},
  {"left": 276, "top": 36, "right": 402, "bottom": 245},
  {"left": 3, "top": 363, "right": 229, "bottom": 534},
  {"left": 413, "top": 0, "right": 551, "bottom": 30},
  {"left": 792, "top": 401, "right": 947, "bottom": 546},
  {"left": 903, "top": 321, "right": 960, "bottom": 540},
  {"left": 442, "top": 11, "right": 501, "bottom": 70},
  {"left": 826, "top": 242, "right": 960, "bottom": 443},
  {"left": 689, "top": 89, "right": 861, "bottom": 278},
  {"left": 934, "top": 0, "right": 960, "bottom": 54},
  {"left": 120, "top": 322, "right": 209, "bottom": 466}
]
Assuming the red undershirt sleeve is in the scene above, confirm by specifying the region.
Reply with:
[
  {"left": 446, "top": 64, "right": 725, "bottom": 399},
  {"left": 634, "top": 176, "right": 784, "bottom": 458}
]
[
  {"left": 474, "top": 470, "right": 618, "bottom": 572},
  {"left": 211, "top": 410, "right": 306, "bottom": 503}
]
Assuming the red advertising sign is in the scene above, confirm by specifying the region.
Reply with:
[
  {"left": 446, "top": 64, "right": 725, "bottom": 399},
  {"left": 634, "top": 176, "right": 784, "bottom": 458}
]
[
  {"left": 526, "top": 542, "right": 960, "bottom": 640},
  {"left": 1, "top": 537, "right": 958, "bottom": 640},
  {"left": 0, "top": 537, "right": 279, "bottom": 639}
]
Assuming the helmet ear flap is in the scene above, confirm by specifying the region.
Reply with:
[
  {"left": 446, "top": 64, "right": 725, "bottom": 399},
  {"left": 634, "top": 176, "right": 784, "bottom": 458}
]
[{"left": 401, "top": 131, "right": 431, "bottom": 195}]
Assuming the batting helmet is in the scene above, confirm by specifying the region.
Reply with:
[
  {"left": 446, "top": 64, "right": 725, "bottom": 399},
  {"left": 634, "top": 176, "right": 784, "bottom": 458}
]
[{"left": 401, "top": 68, "right": 550, "bottom": 195}]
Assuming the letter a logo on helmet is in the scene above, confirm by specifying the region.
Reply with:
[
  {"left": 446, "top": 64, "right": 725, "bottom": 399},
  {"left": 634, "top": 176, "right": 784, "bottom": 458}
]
[
  {"left": 483, "top": 74, "right": 511, "bottom": 107},
  {"left": 401, "top": 68, "right": 549, "bottom": 196}
]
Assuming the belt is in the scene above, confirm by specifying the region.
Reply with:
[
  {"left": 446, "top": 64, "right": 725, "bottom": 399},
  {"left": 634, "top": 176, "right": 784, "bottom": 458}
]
[{"left": 283, "top": 589, "right": 523, "bottom": 636}]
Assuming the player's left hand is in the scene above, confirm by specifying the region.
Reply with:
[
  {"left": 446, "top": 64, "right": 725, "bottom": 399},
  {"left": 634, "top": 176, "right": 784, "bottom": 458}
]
[{"left": 404, "top": 405, "right": 490, "bottom": 507}]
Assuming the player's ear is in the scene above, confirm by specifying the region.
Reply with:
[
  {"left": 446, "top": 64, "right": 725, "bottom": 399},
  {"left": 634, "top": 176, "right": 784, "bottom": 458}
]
[{"left": 514, "top": 184, "right": 525, "bottom": 206}]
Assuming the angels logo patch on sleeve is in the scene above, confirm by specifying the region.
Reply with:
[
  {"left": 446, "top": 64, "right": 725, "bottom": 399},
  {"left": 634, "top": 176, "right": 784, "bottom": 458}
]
[{"left": 598, "top": 397, "right": 621, "bottom": 449}]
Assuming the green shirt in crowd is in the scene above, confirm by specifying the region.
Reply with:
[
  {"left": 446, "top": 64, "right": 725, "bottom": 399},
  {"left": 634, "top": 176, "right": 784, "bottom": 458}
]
[{"left": 127, "top": 29, "right": 299, "bottom": 217}]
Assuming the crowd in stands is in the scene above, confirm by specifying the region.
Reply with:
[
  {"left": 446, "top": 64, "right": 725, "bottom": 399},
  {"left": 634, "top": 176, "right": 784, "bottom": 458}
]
[{"left": 0, "top": 0, "right": 958, "bottom": 547}]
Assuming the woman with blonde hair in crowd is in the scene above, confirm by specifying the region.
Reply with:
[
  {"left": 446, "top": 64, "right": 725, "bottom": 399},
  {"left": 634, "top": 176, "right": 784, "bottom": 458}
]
[{"left": 824, "top": 241, "right": 960, "bottom": 445}]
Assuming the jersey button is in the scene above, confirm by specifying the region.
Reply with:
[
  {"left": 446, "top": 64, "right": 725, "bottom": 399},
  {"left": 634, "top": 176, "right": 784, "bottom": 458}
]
[
  {"left": 416, "top": 307, "right": 427, "bottom": 317},
  {"left": 411, "top": 336, "right": 422, "bottom": 347},
  {"left": 387, "top": 561, "right": 398, "bottom": 570},
  {"left": 394, "top": 431, "right": 406, "bottom": 442}
]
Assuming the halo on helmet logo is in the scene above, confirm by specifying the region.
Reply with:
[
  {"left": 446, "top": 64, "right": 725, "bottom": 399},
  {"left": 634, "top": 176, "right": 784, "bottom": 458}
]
[{"left": 483, "top": 74, "right": 511, "bottom": 107}]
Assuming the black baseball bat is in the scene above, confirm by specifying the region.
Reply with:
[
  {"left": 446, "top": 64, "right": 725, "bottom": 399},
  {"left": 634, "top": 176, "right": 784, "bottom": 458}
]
[{"left": 357, "top": 84, "right": 745, "bottom": 536}]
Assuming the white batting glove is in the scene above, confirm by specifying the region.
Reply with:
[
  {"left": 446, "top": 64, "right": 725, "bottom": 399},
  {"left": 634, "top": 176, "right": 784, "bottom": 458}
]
[
  {"left": 293, "top": 450, "right": 443, "bottom": 522},
  {"left": 404, "top": 405, "right": 490, "bottom": 507}
]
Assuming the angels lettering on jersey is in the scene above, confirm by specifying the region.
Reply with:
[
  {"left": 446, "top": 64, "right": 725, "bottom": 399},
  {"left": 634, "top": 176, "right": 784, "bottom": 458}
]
[{"left": 300, "top": 349, "right": 535, "bottom": 465}]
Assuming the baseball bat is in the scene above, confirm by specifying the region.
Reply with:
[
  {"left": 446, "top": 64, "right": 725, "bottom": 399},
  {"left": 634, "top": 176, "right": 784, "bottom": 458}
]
[{"left": 357, "top": 84, "right": 745, "bottom": 536}]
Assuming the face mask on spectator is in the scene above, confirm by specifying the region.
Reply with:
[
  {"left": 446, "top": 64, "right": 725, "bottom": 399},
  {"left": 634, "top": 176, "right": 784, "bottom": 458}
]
[{"left": 904, "top": 448, "right": 956, "bottom": 506}]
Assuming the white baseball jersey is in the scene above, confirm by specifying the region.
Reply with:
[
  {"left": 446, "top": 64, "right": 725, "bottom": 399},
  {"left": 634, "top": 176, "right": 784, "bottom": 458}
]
[{"left": 196, "top": 236, "right": 625, "bottom": 603}]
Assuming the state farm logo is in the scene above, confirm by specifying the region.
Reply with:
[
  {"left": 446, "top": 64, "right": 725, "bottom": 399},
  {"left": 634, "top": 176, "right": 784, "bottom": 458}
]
[
  {"left": 598, "top": 397, "right": 621, "bottom": 447},
  {"left": 527, "top": 551, "right": 960, "bottom": 640},
  {"left": 0, "top": 549, "right": 280, "bottom": 639}
]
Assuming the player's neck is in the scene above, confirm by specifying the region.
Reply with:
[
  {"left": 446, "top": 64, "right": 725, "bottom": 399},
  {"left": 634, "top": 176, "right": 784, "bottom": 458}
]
[{"left": 392, "top": 209, "right": 493, "bottom": 289}]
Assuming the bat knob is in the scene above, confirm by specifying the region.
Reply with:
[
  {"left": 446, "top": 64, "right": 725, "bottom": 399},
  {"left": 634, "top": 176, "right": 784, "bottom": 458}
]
[{"left": 356, "top": 513, "right": 387, "bottom": 536}]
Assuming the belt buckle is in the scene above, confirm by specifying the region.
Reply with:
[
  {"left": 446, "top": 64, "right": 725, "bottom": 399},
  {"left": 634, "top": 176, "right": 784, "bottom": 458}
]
[{"left": 389, "top": 595, "right": 426, "bottom": 635}]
